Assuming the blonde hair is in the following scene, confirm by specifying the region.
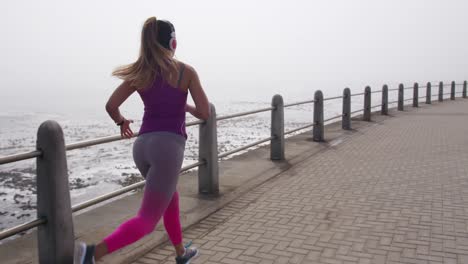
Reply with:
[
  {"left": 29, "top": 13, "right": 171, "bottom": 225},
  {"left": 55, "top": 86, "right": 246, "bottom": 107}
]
[{"left": 112, "top": 17, "right": 178, "bottom": 89}]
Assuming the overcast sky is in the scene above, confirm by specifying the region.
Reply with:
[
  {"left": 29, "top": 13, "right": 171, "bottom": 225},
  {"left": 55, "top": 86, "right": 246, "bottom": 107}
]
[{"left": 1, "top": 0, "right": 467, "bottom": 113}]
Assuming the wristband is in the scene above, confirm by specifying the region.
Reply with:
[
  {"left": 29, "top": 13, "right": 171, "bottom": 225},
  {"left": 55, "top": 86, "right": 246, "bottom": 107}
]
[{"left": 116, "top": 120, "right": 125, "bottom": 126}]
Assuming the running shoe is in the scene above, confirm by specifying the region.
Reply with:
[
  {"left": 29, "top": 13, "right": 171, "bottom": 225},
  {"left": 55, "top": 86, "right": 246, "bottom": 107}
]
[
  {"left": 74, "top": 241, "right": 95, "bottom": 264},
  {"left": 175, "top": 243, "right": 199, "bottom": 264}
]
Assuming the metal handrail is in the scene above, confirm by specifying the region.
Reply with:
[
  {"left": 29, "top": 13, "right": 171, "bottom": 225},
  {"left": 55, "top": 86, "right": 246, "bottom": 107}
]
[
  {"left": 350, "top": 109, "right": 364, "bottom": 115},
  {"left": 0, "top": 150, "right": 42, "bottom": 165},
  {"left": 187, "top": 120, "right": 205, "bottom": 127},
  {"left": 0, "top": 218, "right": 47, "bottom": 240},
  {"left": 0, "top": 120, "right": 205, "bottom": 166},
  {"left": 5, "top": 83, "right": 432, "bottom": 167},
  {"left": 66, "top": 134, "right": 129, "bottom": 152},
  {"left": 71, "top": 182, "right": 145, "bottom": 213},
  {"left": 324, "top": 114, "right": 343, "bottom": 123},
  {"left": 323, "top": 95, "right": 343, "bottom": 101},
  {"left": 371, "top": 104, "right": 383, "bottom": 109},
  {"left": 218, "top": 136, "right": 274, "bottom": 159},
  {"left": 284, "top": 99, "right": 314, "bottom": 108},
  {"left": 388, "top": 88, "right": 399, "bottom": 91},
  {"left": 284, "top": 124, "right": 314, "bottom": 135},
  {"left": 216, "top": 107, "right": 274, "bottom": 121},
  {"left": 371, "top": 90, "right": 383, "bottom": 94},
  {"left": 66, "top": 119, "right": 205, "bottom": 150},
  {"left": 284, "top": 114, "right": 342, "bottom": 136},
  {"left": 71, "top": 161, "right": 205, "bottom": 213},
  {"left": 388, "top": 100, "right": 399, "bottom": 104}
]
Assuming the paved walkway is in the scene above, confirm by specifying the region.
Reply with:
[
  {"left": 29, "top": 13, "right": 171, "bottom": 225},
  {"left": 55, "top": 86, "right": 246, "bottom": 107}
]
[{"left": 133, "top": 100, "right": 468, "bottom": 264}]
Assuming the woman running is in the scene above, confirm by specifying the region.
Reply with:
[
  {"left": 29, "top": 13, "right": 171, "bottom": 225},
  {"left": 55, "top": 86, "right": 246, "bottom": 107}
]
[{"left": 74, "top": 17, "right": 210, "bottom": 264}]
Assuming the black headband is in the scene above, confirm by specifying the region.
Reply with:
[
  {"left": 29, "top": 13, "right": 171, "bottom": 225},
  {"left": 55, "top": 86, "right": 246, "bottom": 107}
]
[{"left": 156, "top": 20, "right": 175, "bottom": 50}]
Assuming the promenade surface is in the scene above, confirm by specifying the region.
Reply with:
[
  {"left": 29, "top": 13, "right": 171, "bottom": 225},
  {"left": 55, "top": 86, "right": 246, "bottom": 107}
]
[{"left": 133, "top": 99, "right": 468, "bottom": 264}]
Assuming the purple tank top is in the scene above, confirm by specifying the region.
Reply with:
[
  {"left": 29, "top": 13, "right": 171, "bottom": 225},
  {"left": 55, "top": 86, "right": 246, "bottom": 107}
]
[{"left": 137, "top": 69, "right": 188, "bottom": 139}]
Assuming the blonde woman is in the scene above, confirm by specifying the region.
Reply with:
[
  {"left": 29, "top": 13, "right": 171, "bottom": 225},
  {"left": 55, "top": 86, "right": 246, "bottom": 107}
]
[{"left": 74, "top": 17, "right": 209, "bottom": 264}]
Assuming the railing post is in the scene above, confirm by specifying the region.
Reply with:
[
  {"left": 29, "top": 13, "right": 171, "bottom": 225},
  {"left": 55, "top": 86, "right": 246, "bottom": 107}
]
[
  {"left": 398, "top": 84, "right": 404, "bottom": 111},
  {"left": 451, "top": 81, "right": 456, "bottom": 100},
  {"left": 271, "top": 95, "right": 284, "bottom": 160},
  {"left": 342, "top": 88, "right": 351, "bottom": 130},
  {"left": 198, "top": 103, "right": 219, "bottom": 195},
  {"left": 313, "top": 90, "right": 324, "bottom": 142},
  {"left": 464, "top": 80, "right": 467, "bottom": 98},
  {"left": 363, "top": 86, "right": 371, "bottom": 121},
  {"left": 439, "top": 81, "right": 443, "bottom": 102},
  {"left": 381, "top": 85, "right": 388, "bottom": 115},
  {"left": 426, "top": 82, "right": 432, "bottom": 104},
  {"left": 36, "top": 120, "right": 74, "bottom": 264},
  {"left": 413, "top": 82, "right": 419, "bottom": 107}
]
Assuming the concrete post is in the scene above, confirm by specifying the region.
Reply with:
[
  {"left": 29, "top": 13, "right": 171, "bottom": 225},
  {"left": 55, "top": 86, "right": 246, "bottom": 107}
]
[
  {"left": 451, "top": 81, "right": 456, "bottom": 100},
  {"left": 381, "top": 85, "right": 388, "bottom": 115},
  {"left": 398, "top": 84, "right": 404, "bottom": 111},
  {"left": 271, "top": 95, "right": 284, "bottom": 160},
  {"left": 363, "top": 86, "right": 371, "bottom": 121},
  {"left": 36, "top": 120, "right": 74, "bottom": 264},
  {"left": 198, "top": 103, "right": 219, "bottom": 195},
  {"left": 342, "top": 88, "right": 351, "bottom": 130},
  {"left": 426, "top": 82, "right": 432, "bottom": 104},
  {"left": 313, "top": 90, "right": 324, "bottom": 142},
  {"left": 413, "top": 82, "right": 419, "bottom": 107},
  {"left": 464, "top": 81, "right": 467, "bottom": 98},
  {"left": 439, "top": 82, "right": 443, "bottom": 102}
]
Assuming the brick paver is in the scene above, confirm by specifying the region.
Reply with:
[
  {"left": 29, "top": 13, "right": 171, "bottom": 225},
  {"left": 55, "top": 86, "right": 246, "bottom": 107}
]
[{"left": 133, "top": 100, "right": 468, "bottom": 264}]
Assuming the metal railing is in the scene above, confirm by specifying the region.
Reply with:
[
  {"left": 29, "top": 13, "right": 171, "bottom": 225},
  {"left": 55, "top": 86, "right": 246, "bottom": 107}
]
[
  {"left": 0, "top": 79, "right": 467, "bottom": 263},
  {"left": 216, "top": 107, "right": 274, "bottom": 121},
  {"left": 283, "top": 99, "right": 314, "bottom": 108},
  {"left": 218, "top": 136, "right": 274, "bottom": 159},
  {"left": 284, "top": 124, "right": 314, "bottom": 135}
]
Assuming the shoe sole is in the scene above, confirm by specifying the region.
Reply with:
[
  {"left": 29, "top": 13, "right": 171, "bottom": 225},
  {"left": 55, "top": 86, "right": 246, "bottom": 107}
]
[
  {"left": 74, "top": 242, "right": 86, "bottom": 264},
  {"left": 186, "top": 249, "right": 200, "bottom": 264}
]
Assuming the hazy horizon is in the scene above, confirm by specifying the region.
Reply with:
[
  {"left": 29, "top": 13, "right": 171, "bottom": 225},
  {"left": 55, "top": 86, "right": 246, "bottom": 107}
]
[{"left": 1, "top": 0, "right": 467, "bottom": 114}]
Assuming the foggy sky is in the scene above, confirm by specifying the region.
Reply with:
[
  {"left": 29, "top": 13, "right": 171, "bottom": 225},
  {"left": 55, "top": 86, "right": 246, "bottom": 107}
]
[{"left": 1, "top": 0, "right": 467, "bottom": 113}]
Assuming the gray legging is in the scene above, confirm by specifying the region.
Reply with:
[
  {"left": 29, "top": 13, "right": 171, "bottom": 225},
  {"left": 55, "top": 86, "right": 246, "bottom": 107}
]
[{"left": 103, "top": 131, "right": 186, "bottom": 252}]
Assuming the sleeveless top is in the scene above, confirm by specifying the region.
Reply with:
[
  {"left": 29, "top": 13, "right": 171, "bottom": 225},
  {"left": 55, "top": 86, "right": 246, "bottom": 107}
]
[{"left": 137, "top": 64, "right": 188, "bottom": 139}]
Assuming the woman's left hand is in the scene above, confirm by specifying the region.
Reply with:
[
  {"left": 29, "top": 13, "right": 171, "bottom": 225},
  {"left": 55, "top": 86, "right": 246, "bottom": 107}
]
[{"left": 120, "top": 119, "right": 134, "bottom": 139}]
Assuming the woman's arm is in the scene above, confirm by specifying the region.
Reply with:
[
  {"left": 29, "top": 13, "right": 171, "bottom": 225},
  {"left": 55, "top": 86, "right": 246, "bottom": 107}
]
[
  {"left": 186, "top": 67, "right": 210, "bottom": 120},
  {"left": 105, "top": 81, "right": 136, "bottom": 138}
]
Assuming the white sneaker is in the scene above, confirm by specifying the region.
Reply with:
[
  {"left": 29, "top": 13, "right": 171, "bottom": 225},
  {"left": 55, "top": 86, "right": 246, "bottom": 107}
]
[{"left": 73, "top": 242, "right": 95, "bottom": 264}]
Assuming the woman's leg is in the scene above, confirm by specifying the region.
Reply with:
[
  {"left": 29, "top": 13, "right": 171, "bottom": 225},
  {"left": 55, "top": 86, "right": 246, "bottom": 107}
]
[
  {"left": 94, "top": 136, "right": 152, "bottom": 260},
  {"left": 96, "top": 132, "right": 185, "bottom": 260},
  {"left": 102, "top": 171, "right": 175, "bottom": 253},
  {"left": 163, "top": 191, "right": 185, "bottom": 256}
]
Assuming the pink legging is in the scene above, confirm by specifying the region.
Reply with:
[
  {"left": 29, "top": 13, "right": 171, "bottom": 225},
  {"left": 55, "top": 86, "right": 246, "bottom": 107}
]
[{"left": 104, "top": 132, "right": 185, "bottom": 253}]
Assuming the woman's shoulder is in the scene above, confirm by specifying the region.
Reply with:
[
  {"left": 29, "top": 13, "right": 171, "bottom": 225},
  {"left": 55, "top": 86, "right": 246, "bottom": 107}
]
[{"left": 176, "top": 60, "right": 197, "bottom": 77}]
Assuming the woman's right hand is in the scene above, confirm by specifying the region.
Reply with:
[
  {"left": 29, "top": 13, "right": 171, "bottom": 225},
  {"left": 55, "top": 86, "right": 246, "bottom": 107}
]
[{"left": 119, "top": 119, "right": 134, "bottom": 139}]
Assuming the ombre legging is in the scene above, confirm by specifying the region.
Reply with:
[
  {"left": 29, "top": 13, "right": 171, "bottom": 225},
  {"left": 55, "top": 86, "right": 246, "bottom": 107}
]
[{"left": 104, "top": 132, "right": 186, "bottom": 253}]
